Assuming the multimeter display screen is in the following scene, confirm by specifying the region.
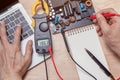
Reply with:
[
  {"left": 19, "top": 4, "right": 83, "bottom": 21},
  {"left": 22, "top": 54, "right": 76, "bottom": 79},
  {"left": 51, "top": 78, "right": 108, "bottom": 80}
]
[{"left": 38, "top": 39, "right": 49, "bottom": 46}]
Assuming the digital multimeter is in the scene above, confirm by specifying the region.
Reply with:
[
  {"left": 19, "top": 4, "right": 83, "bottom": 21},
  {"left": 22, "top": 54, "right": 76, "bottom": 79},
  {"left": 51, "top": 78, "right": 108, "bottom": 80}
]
[{"left": 33, "top": 13, "right": 52, "bottom": 54}]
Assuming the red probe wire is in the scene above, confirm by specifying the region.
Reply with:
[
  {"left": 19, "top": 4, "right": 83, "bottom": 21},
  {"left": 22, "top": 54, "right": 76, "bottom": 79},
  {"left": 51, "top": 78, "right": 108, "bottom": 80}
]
[
  {"left": 48, "top": 46, "right": 63, "bottom": 80},
  {"left": 117, "top": 77, "right": 120, "bottom": 80},
  {"left": 90, "top": 13, "right": 120, "bottom": 19}
]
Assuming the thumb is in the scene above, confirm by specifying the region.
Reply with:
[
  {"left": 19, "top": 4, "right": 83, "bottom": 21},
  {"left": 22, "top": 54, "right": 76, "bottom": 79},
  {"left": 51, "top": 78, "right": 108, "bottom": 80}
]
[
  {"left": 96, "top": 13, "right": 110, "bottom": 33},
  {"left": 24, "top": 40, "right": 33, "bottom": 64}
]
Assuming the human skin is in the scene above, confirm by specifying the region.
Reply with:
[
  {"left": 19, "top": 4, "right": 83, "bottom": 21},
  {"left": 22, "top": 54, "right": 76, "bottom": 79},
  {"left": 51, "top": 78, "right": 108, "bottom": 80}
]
[
  {"left": 94, "top": 8, "right": 120, "bottom": 57},
  {"left": 0, "top": 22, "right": 33, "bottom": 80}
]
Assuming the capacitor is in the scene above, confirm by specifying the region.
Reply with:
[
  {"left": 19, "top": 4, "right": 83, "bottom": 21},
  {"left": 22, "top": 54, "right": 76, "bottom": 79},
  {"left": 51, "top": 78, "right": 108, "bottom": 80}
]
[
  {"left": 85, "top": 0, "right": 92, "bottom": 7},
  {"left": 58, "top": 20, "right": 63, "bottom": 24},
  {"left": 69, "top": 16, "right": 76, "bottom": 23},
  {"left": 63, "top": 20, "right": 70, "bottom": 26}
]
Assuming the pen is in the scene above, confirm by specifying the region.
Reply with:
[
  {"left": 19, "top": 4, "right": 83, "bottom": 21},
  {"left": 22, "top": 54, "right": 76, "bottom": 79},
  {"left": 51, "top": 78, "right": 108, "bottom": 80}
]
[
  {"left": 90, "top": 13, "right": 120, "bottom": 19},
  {"left": 85, "top": 48, "right": 115, "bottom": 80}
]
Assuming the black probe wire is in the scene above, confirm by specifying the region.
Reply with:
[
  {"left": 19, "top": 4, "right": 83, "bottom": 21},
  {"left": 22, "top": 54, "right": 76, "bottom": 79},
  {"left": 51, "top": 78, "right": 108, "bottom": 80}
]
[
  {"left": 41, "top": 0, "right": 96, "bottom": 79},
  {"left": 61, "top": 28, "right": 97, "bottom": 80},
  {"left": 43, "top": 53, "right": 49, "bottom": 80}
]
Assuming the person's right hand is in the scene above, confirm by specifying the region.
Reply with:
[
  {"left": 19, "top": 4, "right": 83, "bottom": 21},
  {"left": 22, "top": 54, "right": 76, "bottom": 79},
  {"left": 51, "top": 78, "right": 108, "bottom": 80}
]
[{"left": 94, "top": 8, "right": 120, "bottom": 57}]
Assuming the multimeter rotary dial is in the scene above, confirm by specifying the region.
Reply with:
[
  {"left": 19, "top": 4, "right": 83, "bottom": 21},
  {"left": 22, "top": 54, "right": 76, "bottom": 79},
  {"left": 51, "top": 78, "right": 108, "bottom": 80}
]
[{"left": 39, "top": 22, "right": 49, "bottom": 32}]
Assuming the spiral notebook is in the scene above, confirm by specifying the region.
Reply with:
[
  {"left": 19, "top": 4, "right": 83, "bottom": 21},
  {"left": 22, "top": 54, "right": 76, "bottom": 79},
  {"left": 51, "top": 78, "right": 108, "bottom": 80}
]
[{"left": 65, "top": 25, "right": 110, "bottom": 80}]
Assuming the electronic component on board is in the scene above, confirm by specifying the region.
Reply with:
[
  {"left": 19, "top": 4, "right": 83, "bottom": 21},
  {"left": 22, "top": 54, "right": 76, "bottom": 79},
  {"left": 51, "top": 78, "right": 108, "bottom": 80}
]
[
  {"left": 85, "top": 0, "right": 92, "bottom": 7},
  {"left": 46, "top": 0, "right": 95, "bottom": 34},
  {"left": 75, "top": 2, "right": 82, "bottom": 14},
  {"left": 80, "top": 3, "right": 87, "bottom": 12}
]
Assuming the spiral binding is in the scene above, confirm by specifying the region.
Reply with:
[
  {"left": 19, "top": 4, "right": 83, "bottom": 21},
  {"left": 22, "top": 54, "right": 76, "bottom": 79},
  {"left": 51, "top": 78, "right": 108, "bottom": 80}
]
[{"left": 66, "top": 25, "right": 95, "bottom": 36}]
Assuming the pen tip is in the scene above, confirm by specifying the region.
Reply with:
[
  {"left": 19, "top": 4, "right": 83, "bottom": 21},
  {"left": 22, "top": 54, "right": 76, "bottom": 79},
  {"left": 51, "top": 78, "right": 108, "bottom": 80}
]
[
  {"left": 84, "top": 48, "right": 88, "bottom": 51},
  {"left": 110, "top": 75, "right": 115, "bottom": 80}
]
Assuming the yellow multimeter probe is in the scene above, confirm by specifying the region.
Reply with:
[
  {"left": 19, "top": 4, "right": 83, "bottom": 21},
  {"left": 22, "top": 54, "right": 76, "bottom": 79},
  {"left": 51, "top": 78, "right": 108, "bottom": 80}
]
[{"left": 32, "top": 0, "right": 49, "bottom": 27}]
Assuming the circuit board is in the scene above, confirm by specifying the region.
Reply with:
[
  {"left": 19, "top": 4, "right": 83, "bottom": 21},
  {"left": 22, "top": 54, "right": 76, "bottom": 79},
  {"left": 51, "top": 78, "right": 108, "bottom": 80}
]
[{"left": 47, "top": 0, "right": 95, "bottom": 34}]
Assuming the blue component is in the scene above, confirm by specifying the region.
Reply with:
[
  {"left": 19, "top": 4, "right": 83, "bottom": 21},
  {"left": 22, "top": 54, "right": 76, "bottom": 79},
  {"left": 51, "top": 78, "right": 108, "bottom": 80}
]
[
  {"left": 80, "top": 3, "right": 87, "bottom": 12},
  {"left": 54, "top": 16, "right": 59, "bottom": 25}
]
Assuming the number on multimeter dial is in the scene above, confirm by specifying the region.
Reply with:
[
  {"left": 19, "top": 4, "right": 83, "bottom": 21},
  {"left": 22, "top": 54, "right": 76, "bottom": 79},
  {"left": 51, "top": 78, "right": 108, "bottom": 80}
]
[{"left": 38, "top": 39, "right": 49, "bottom": 47}]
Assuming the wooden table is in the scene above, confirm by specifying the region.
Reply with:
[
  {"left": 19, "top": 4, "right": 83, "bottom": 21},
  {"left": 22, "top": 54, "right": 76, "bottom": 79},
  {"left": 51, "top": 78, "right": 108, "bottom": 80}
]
[{"left": 19, "top": 0, "right": 120, "bottom": 80}]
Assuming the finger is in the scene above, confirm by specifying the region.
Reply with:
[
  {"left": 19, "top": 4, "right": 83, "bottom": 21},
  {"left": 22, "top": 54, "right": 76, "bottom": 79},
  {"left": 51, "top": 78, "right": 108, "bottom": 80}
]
[
  {"left": 0, "top": 23, "right": 2, "bottom": 45},
  {"left": 97, "top": 8, "right": 118, "bottom": 23},
  {"left": 93, "top": 19, "right": 97, "bottom": 23},
  {"left": 13, "top": 25, "right": 22, "bottom": 49},
  {"left": 110, "top": 16, "right": 120, "bottom": 24},
  {"left": 96, "top": 26, "right": 101, "bottom": 32},
  {"left": 0, "top": 40, "right": 3, "bottom": 55},
  {"left": 21, "top": 40, "right": 33, "bottom": 73},
  {"left": 0, "top": 55, "right": 4, "bottom": 67},
  {"left": 24, "top": 40, "right": 33, "bottom": 63},
  {"left": 98, "top": 31, "right": 103, "bottom": 37},
  {"left": 14, "top": 51, "right": 23, "bottom": 69},
  {"left": 96, "top": 26, "right": 103, "bottom": 36},
  {"left": 0, "top": 24, "right": 5, "bottom": 63},
  {"left": 108, "top": 19, "right": 114, "bottom": 25},
  {"left": 0, "top": 22, "right": 1, "bottom": 39},
  {"left": 0, "top": 21, "right": 9, "bottom": 46},
  {"left": 0, "top": 39, "right": 3, "bottom": 53},
  {"left": 98, "top": 8, "right": 117, "bottom": 14},
  {"left": 96, "top": 13, "right": 110, "bottom": 33}
]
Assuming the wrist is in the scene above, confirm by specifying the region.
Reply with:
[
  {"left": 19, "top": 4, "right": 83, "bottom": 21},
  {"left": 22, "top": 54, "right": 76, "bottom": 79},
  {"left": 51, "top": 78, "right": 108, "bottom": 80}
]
[
  {"left": 3, "top": 76, "right": 22, "bottom": 80},
  {"left": 0, "top": 71, "right": 22, "bottom": 80}
]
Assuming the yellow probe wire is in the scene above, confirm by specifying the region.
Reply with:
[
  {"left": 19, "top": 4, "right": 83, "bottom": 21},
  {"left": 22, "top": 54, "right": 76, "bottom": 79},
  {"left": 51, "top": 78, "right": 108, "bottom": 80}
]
[{"left": 32, "top": 0, "right": 49, "bottom": 27}]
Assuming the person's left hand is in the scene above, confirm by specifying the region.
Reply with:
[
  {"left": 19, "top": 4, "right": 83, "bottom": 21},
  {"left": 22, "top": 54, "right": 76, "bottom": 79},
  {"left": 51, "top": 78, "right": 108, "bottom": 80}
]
[{"left": 0, "top": 22, "right": 33, "bottom": 80}]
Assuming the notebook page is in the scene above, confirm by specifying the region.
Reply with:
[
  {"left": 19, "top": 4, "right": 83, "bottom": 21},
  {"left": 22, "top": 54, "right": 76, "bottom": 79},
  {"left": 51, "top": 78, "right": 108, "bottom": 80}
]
[{"left": 65, "top": 25, "right": 110, "bottom": 80}]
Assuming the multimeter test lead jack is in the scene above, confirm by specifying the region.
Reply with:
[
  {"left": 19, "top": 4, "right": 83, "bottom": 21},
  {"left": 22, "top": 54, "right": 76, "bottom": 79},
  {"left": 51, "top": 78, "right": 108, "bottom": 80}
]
[{"left": 90, "top": 13, "right": 120, "bottom": 19}]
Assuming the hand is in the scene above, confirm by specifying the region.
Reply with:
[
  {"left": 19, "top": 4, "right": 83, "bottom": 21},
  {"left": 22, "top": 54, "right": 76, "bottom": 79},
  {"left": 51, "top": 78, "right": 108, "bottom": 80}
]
[
  {"left": 94, "top": 8, "right": 120, "bottom": 57},
  {"left": 0, "top": 22, "right": 33, "bottom": 80}
]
